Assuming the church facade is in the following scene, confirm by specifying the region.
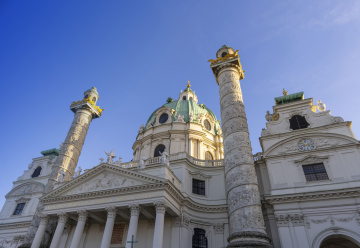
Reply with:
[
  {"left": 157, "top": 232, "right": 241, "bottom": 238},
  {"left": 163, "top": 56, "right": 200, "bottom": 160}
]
[{"left": 0, "top": 46, "right": 359, "bottom": 248}]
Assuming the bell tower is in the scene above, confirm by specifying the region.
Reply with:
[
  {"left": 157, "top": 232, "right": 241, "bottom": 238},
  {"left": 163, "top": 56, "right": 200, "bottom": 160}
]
[
  {"left": 209, "top": 46, "right": 272, "bottom": 247},
  {"left": 45, "top": 87, "right": 103, "bottom": 192}
]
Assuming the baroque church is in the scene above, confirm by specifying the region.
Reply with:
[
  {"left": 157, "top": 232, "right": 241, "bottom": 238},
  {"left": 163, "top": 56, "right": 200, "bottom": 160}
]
[{"left": 0, "top": 45, "right": 360, "bottom": 248}]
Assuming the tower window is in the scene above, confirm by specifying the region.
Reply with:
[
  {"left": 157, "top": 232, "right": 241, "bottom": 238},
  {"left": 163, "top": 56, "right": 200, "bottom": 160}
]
[
  {"left": 13, "top": 203, "right": 25, "bottom": 215},
  {"left": 154, "top": 145, "right": 165, "bottom": 157},
  {"left": 85, "top": 94, "right": 89, "bottom": 99},
  {"left": 221, "top": 52, "right": 227, "bottom": 58},
  {"left": 92, "top": 97, "right": 96, "bottom": 102},
  {"left": 204, "top": 120, "right": 211, "bottom": 131},
  {"left": 31, "top": 167, "right": 42, "bottom": 178},
  {"left": 302, "top": 163, "right": 329, "bottom": 181},
  {"left": 192, "top": 179, "right": 205, "bottom": 195},
  {"left": 183, "top": 96, "right": 187, "bottom": 100},
  {"left": 159, "top": 113, "right": 169, "bottom": 124},
  {"left": 289, "top": 115, "right": 309, "bottom": 130},
  {"left": 192, "top": 228, "right": 208, "bottom": 248}
]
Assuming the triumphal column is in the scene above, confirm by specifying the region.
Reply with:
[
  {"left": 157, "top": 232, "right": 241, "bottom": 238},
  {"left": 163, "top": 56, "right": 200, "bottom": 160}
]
[
  {"left": 46, "top": 87, "right": 103, "bottom": 192},
  {"left": 209, "top": 45, "right": 272, "bottom": 247}
]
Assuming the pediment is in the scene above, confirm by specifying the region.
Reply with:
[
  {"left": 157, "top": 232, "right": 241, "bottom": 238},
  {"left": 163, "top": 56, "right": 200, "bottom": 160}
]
[
  {"left": 6, "top": 182, "right": 45, "bottom": 198},
  {"left": 264, "top": 133, "right": 359, "bottom": 157},
  {"left": 44, "top": 164, "right": 167, "bottom": 198}
]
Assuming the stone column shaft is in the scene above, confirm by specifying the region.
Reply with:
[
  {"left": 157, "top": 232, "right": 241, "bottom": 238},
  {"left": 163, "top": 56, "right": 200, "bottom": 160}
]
[
  {"left": 126, "top": 204, "right": 140, "bottom": 248},
  {"left": 152, "top": 201, "right": 166, "bottom": 248},
  {"left": 100, "top": 207, "right": 117, "bottom": 248},
  {"left": 211, "top": 52, "right": 271, "bottom": 247},
  {"left": 69, "top": 210, "right": 88, "bottom": 248},
  {"left": 31, "top": 215, "right": 49, "bottom": 248},
  {"left": 50, "top": 213, "right": 68, "bottom": 248}
]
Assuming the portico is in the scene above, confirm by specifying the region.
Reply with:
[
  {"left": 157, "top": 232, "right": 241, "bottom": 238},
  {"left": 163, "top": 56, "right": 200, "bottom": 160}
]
[{"left": 32, "top": 163, "right": 181, "bottom": 248}]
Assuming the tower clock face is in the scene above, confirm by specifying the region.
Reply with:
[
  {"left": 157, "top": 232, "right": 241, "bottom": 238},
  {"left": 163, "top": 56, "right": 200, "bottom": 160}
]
[{"left": 298, "top": 139, "right": 315, "bottom": 151}]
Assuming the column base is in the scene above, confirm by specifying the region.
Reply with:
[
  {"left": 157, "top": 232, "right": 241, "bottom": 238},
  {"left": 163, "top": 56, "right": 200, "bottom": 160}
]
[{"left": 227, "top": 232, "right": 273, "bottom": 248}]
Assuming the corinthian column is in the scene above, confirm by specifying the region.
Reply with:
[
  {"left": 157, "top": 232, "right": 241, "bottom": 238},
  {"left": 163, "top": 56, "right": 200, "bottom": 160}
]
[
  {"left": 49, "top": 212, "right": 68, "bottom": 248},
  {"left": 152, "top": 201, "right": 166, "bottom": 248},
  {"left": 45, "top": 87, "right": 103, "bottom": 193},
  {"left": 126, "top": 204, "right": 140, "bottom": 248},
  {"left": 101, "top": 207, "right": 117, "bottom": 248},
  {"left": 209, "top": 45, "right": 272, "bottom": 247},
  {"left": 70, "top": 210, "right": 88, "bottom": 248},
  {"left": 31, "top": 215, "right": 49, "bottom": 248}
]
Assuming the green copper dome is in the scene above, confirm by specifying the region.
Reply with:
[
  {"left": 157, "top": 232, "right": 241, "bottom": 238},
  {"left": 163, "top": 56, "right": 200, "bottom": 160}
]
[{"left": 144, "top": 99, "right": 221, "bottom": 134}]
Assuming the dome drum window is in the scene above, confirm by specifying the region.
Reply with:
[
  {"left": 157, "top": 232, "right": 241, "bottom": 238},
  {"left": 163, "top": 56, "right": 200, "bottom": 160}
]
[{"left": 154, "top": 145, "right": 165, "bottom": 157}]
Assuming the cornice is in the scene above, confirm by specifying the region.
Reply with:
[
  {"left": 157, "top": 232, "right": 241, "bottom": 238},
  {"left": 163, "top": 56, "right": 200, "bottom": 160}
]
[
  {"left": 164, "top": 183, "right": 228, "bottom": 212},
  {"left": 264, "top": 187, "right": 360, "bottom": 204},
  {"left": 41, "top": 183, "right": 168, "bottom": 204},
  {"left": 0, "top": 221, "right": 31, "bottom": 230}
]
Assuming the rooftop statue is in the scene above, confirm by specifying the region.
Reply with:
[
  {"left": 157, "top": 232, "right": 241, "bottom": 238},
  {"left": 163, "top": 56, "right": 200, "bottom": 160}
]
[
  {"left": 283, "top": 88, "right": 289, "bottom": 96},
  {"left": 105, "top": 150, "right": 116, "bottom": 164},
  {"left": 317, "top": 100, "right": 326, "bottom": 112},
  {"left": 58, "top": 169, "right": 66, "bottom": 182},
  {"left": 138, "top": 156, "right": 146, "bottom": 169},
  {"left": 73, "top": 166, "right": 82, "bottom": 179},
  {"left": 159, "top": 148, "right": 169, "bottom": 167}
]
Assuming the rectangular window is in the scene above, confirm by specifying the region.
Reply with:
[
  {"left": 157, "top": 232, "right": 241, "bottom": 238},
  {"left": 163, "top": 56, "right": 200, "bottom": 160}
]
[
  {"left": 302, "top": 163, "right": 329, "bottom": 181},
  {"left": 192, "top": 179, "right": 205, "bottom": 195},
  {"left": 13, "top": 203, "right": 26, "bottom": 215}
]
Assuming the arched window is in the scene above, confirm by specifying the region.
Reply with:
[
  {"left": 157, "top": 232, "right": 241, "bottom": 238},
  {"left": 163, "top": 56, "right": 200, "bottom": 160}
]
[
  {"left": 182, "top": 96, "right": 187, "bottom": 100},
  {"left": 221, "top": 52, "right": 227, "bottom": 57},
  {"left": 289, "top": 115, "right": 309, "bottom": 130},
  {"left": 205, "top": 152, "right": 213, "bottom": 160},
  {"left": 320, "top": 235, "right": 360, "bottom": 248},
  {"left": 192, "top": 228, "right": 208, "bottom": 248},
  {"left": 92, "top": 97, "right": 96, "bottom": 102},
  {"left": 154, "top": 145, "right": 165, "bottom": 157},
  {"left": 31, "top": 167, "right": 42, "bottom": 178}
]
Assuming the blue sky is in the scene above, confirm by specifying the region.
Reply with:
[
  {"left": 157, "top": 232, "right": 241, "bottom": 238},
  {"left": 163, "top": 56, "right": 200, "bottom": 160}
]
[{"left": 0, "top": 0, "right": 359, "bottom": 206}]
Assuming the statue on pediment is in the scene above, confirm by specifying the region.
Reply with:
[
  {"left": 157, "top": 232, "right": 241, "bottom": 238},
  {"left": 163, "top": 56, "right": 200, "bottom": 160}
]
[
  {"left": 105, "top": 150, "right": 116, "bottom": 164},
  {"left": 138, "top": 156, "right": 146, "bottom": 169},
  {"left": 73, "top": 166, "right": 82, "bottom": 179},
  {"left": 58, "top": 169, "right": 66, "bottom": 182}
]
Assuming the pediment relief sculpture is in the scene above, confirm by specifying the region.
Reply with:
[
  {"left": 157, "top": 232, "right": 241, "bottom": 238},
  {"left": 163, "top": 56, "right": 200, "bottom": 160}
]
[{"left": 63, "top": 171, "right": 144, "bottom": 195}]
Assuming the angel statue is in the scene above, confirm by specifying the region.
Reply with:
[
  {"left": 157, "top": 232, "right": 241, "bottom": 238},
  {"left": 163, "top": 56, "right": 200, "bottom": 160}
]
[
  {"left": 105, "top": 150, "right": 116, "bottom": 164},
  {"left": 115, "top": 157, "right": 123, "bottom": 165},
  {"left": 73, "top": 166, "right": 82, "bottom": 179},
  {"left": 282, "top": 88, "right": 289, "bottom": 96},
  {"left": 159, "top": 148, "right": 169, "bottom": 167},
  {"left": 138, "top": 156, "right": 146, "bottom": 169},
  {"left": 58, "top": 169, "right": 66, "bottom": 182},
  {"left": 317, "top": 100, "right": 326, "bottom": 112}
]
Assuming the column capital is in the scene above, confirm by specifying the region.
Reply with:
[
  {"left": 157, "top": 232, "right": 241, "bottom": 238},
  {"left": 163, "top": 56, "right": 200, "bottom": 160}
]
[
  {"left": 39, "top": 214, "right": 50, "bottom": 225},
  {"left": 106, "top": 206, "right": 117, "bottom": 219},
  {"left": 57, "top": 212, "right": 68, "bottom": 223},
  {"left": 77, "top": 210, "right": 88, "bottom": 222},
  {"left": 129, "top": 204, "right": 141, "bottom": 216},
  {"left": 154, "top": 201, "right": 166, "bottom": 214}
]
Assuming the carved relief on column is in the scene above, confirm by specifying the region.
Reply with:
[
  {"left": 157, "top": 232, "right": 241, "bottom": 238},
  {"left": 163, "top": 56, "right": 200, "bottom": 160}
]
[
  {"left": 106, "top": 206, "right": 117, "bottom": 219},
  {"left": 129, "top": 204, "right": 141, "bottom": 216},
  {"left": 211, "top": 50, "right": 272, "bottom": 247},
  {"left": 77, "top": 210, "right": 88, "bottom": 222},
  {"left": 58, "top": 212, "right": 68, "bottom": 224},
  {"left": 154, "top": 201, "right": 166, "bottom": 214}
]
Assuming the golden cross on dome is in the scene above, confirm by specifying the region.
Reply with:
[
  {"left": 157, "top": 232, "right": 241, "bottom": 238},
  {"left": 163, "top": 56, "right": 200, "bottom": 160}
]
[{"left": 187, "top": 80, "right": 191, "bottom": 88}]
